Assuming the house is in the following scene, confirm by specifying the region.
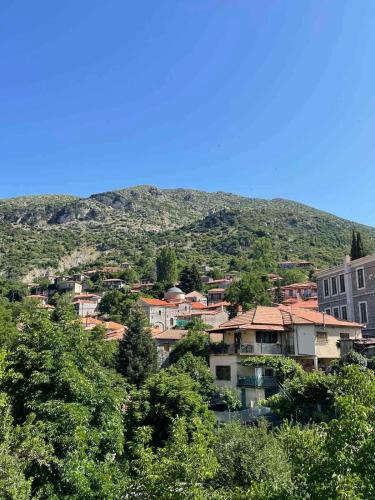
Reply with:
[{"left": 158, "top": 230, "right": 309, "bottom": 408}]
[
  {"left": 55, "top": 277, "right": 83, "bottom": 294},
  {"left": 176, "top": 303, "right": 229, "bottom": 329},
  {"left": 138, "top": 297, "right": 179, "bottom": 331},
  {"left": 207, "top": 288, "right": 226, "bottom": 304},
  {"left": 316, "top": 254, "right": 375, "bottom": 337},
  {"left": 103, "top": 278, "right": 125, "bottom": 290},
  {"left": 270, "top": 282, "right": 318, "bottom": 302},
  {"left": 73, "top": 300, "right": 98, "bottom": 317},
  {"left": 80, "top": 316, "right": 126, "bottom": 340},
  {"left": 185, "top": 291, "right": 207, "bottom": 305},
  {"left": 208, "top": 305, "right": 362, "bottom": 408}
]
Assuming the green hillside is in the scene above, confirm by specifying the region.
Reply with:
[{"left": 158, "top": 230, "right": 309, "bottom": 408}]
[{"left": 0, "top": 185, "right": 373, "bottom": 279}]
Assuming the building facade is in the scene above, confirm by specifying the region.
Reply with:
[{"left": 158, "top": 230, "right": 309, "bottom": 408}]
[{"left": 316, "top": 254, "right": 375, "bottom": 337}]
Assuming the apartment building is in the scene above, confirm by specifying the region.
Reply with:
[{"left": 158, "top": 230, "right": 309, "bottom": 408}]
[{"left": 316, "top": 255, "right": 375, "bottom": 337}]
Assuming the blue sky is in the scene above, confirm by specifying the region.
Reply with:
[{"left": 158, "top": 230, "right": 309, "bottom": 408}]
[{"left": 1, "top": 1, "right": 375, "bottom": 224}]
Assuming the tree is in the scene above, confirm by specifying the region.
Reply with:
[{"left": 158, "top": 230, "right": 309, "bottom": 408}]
[
  {"left": 212, "top": 420, "right": 292, "bottom": 497},
  {"left": 250, "top": 238, "right": 276, "bottom": 272},
  {"left": 117, "top": 306, "right": 157, "bottom": 387},
  {"left": 280, "top": 268, "right": 308, "bottom": 285},
  {"left": 168, "top": 330, "right": 210, "bottom": 365},
  {"left": 3, "top": 304, "right": 127, "bottom": 498},
  {"left": 156, "top": 247, "right": 178, "bottom": 284},
  {"left": 179, "top": 264, "right": 203, "bottom": 293},
  {"left": 169, "top": 352, "right": 215, "bottom": 400},
  {"left": 125, "top": 370, "right": 215, "bottom": 449},
  {"left": 273, "top": 282, "right": 284, "bottom": 304},
  {"left": 98, "top": 289, "right": 138, "bottom": 323},
  {"left": 225, "top": 272, "right": 271, "bottom": 311},
  {"left": 351, "top": 230, "right": 367, "bottom": 260},
  {"left": 129, "top": 417, "right": 218, "bottom": 499}
]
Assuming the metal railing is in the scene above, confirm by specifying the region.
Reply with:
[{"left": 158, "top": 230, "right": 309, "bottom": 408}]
[{"left": 237, "top": 375, "right": 279, "bottom": 388}]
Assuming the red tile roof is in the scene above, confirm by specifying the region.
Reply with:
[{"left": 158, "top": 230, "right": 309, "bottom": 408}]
[
  {"left": 139, "top": 298, "right": 175, "bottom": 307},
  {"left": 191, "top": 302, "right": 207, "bottom": 310}
]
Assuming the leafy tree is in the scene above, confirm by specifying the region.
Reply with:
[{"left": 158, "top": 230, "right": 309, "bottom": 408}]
[
  {"left": 279, "top": 268, "right": 308, "bottom": 285},
  {"left": 212, "top": 420, "right": 292, "bottom": 496},
  {"left": 168, "top": 330, "right": 210, "bottom": 365},
  {"left": 250, "top": 238, "right": 276, "bottom": 272},
  {"left": 273, "top": 282, "right": 284, "bottom": 304},
  {"left": 225, "top": 272, "right": 271, "bottom": 311},
  {"left": 0, "top": 299, "right": 19, "bottom": 349},
  {"left": 156, "top": 247, "right": 178, "bottom": 284},
  {"left": 3, "top": 304, "right": 127, "bottom": 497},
  {"left": 179, "top": 264, "right": 203, "bottom": 293},
  {"left": 169, "top": 352, "right": 215, "bottom": 400},
  {"left": 129, "top": 417, "right": 218, "bottom": 499},
  {"left": 117, "top": 306, "right": 157, "bottom": 387},
  {"left": 98, "top": 289, "right": 138, "bottom": 323},
  {"left": 125, "top": 370, "right": 215, "bottom": 449}
]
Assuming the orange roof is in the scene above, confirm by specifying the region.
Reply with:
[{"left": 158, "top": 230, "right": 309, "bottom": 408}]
[
  {"left": 140, "top": 298, "right": 175, "bottom": 307},
  {"left": 284, "top": 298, "right": 318, "bottom": 310},
  {"left": 210, "top": 305, "right": 362, "bottom": 333},
  {"left": 191, "top": 302, "right": 207, "bottom": 310},
  {"left": 185, "top": 291, "right": 205, "bottom": 298},
  {"left": 208, "top": 288, "right": 225, "bottom": 293}
]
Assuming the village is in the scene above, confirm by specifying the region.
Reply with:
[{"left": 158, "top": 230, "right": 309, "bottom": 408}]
[{"left": 25, "top": 246, "right": 375, "bottom": 414}]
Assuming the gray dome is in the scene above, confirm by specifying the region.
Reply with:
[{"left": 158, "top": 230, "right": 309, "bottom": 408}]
[{"left": 167, "top": 286, "right": 183, "bottom": 294}]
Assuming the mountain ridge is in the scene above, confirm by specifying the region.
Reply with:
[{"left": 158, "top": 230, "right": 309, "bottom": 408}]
[{"left": 0, "top": 185, "right": 373, "bottom": 280}]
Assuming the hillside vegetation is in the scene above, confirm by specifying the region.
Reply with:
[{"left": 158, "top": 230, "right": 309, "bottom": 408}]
[{"left": 0, "top": 185, "right": 374, "bottom": 279}]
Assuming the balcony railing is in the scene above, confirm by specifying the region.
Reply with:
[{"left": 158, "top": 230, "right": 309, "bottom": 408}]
[
  {"left": 237, "top": 375, "right": 279, "bottom": 388},
  {"left": 210, "top": 343, "right": 289, "bottom": 355}
]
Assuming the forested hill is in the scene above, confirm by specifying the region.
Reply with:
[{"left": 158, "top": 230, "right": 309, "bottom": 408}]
[{"left": 0, "top": 185, "right": 374, "bottom": 280}]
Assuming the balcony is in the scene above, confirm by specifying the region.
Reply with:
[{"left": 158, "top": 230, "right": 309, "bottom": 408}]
[
  {"left": 237, "top": 375, "right": 279, "bottom": 388},
  {"left": 210, "top": 343, "right": 285, "bottom": 355}
]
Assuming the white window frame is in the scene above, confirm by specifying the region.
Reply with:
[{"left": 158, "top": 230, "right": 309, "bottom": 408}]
[
  {"left": 324, "top": 308, "right": 331, "bottom": 315},
  {"left": 358, "top": 301, "right": 368, "bottom": 324},
  {"left": 333, "top": 306, "right": 340, "bottom": 319},
  {"left": 331, "top": 276, "right": 338, "bottom": 296},
  {"left": 323, "top": 279, "right": 330, "bottom": 297},
  {"left": 339, "top": 274, "right": 346, "bottom": 294},
  {"left": 341, "top": 305, "right": 348, "bottom": 321},
  {"left": 356, "top": 268, "right": 365, "bottom": 290}
]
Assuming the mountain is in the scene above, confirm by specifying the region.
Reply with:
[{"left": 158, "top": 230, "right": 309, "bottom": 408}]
[{"left": 0, "top": 185, "right": 374, "bottom": 280}]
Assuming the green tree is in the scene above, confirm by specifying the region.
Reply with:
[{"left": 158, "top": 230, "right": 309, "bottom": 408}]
[
  {"left": 169, "top": 352, "right": 215, "bottom": 400},
  {"left": 351, "top": 230, "right": 367, "bottom": 260},
  {"left": 212, "top": 420, "right": 292, "bottom": 497},
  {"left": 156, "top": 247, "right": 178, "bottom": 284},
  {"left": 225, "top": 272, "right": 271, "bottom": 311},
  {"left": 129, "top": 417, "right": 218, "bottom": 499},
  {"left": 3, "top": 304, "right": 127, "bottom": 498},
  {"left": 125, "top": 370, "right": 215, "bottom": 449},
  {"left": 179, "top": 264, "right": 203, "bottom": 293},
  {"left": 279, "top": 268, "right": 308, "bottom": 285},
  {"left": 117, "top": 306, "right": 157, "bottom": 387},
  {"left": 168, "top": 330, "right": 210, "bottom": 365},
  {"left": 98, "top": 289, "right": 138, "bottom": 323},
  {"left": 356, "top": 231, "right": 366, "bottom": 259},
  {"left": 250, "top": 238, "right": 276, "bottom": 272}
]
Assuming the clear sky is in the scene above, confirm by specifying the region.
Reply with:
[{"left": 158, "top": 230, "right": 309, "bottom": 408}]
[{"left": 1, "top": 1, "right": 375, "bottom": 224}]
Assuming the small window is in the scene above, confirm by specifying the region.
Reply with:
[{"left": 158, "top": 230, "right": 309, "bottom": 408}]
[
  {"left": 316, "top": 331, "right": 328, "bottom": 342},
  {"left": 323, "top": 279, "right": 330, "bottom": 297},
  {"left": 216, "top": 366, "right": 231, "bottom": 381},
  {"left": 324, "top": 308, "right": 331, "bottom": 315},
  {"left": 341, "top": 305, "right": 348, "bottom": 321},
  {"left": 331, "top": 277, "right": 338, "bottom": 296},
  {"left": 264, "top": 368, "right": 274, "bottom": 377},
  {"left": 357, "top": 269, "right": 365, "bottom": 289},
  {"left": 333, "top": 307, "right": 340, "bottom": 319},
  {"left": 256, "top": 331, "right": 278, "bottom": 343},
  {"left": 170, "top": 318, "right": 174, "bottom": 326},
  {"left": 359, "top": 301, "right": 368, "bottom": 324},
  {"left": 340, "top": 332, "right": 350, "bottom": 340},
  {"left": 159, "top": 310, "right": 162, "bottom": 315},
  {"left": 163, "top": 344, "right": 170, "bottom": 352},
  {"left": 339, "top": 274, "right": 346, "bottom": 294}
]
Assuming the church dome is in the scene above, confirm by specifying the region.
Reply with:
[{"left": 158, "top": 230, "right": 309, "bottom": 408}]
[{"left": 164, "top": 286, "right": 185, "bottom": 302}]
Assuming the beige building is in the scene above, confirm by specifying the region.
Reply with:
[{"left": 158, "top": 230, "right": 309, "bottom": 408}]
[{"left": 209, "top": 306, "right": 362, "bottom": 408}]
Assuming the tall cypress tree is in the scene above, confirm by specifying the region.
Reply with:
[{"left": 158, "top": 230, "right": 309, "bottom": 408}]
[
  {"left": 117, "top": 306, "right": 158, "bottom": 387},
  {"left": 156, "top": 248, "right": 178, "bottom": 284},
  {"left": 179, "top": 264, "right": 203, "bottom": 293},
  {"left": 356, "top": 231, "right": 366, "bottom": 259},
  {"left": 351, "top": 230, "right": 358, "bottom": 260}
]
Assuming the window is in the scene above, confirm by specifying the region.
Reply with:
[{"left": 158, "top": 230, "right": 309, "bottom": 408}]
[
  {"left": 216, "top": 366, "right": 231, "bottom": 381},
  {"left": 324, "top": 308, "right": 331, "bottom": 315},
  {"left": 333, "top": 307, "right": 340, "bottom": 319},
  {"left": 316, "top": 331, "right": 328, "bottom": 342},
  {"left": 256, "top": 331, "right": 278, "bottom": 343},
  {"left": 170, "top": 318, "right": 174, "bottom": 326},
  {"left": 341, "top": 305, "right": 348, "bottom": 321},
  {"left": 159, "top": 310, "right": 162, "bottom": 315},
  {"left": 323, "top": 279, "right": 330, "bottom": 297},
  {"left": 339, "top": 274, "right": 346, "bottom": 294},
  {"left": 357, "top": 268, "right": 365, "bottom": 289},
  {"left": 340, "top": 332, "right": 350, "bottom": 340},
  {"left": 163, "top": 344, "right": 170, "bottom": 352},
  {"left": 331, "top": 276, "right": 338, "bottom": 296},
  {"left": 264, "top": 368, "right": 274, "bottom": 377},
  {"left": 359, "top": 301, "right": 368, "bottom": 324}
]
